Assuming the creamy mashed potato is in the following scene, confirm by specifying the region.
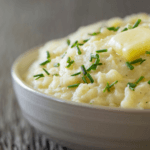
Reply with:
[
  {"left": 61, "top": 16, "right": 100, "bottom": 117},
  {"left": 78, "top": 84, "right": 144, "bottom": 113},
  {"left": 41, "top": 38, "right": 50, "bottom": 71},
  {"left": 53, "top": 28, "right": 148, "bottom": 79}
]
[{"left": 26, "top": 13, "right": 150, "bottom": 109}]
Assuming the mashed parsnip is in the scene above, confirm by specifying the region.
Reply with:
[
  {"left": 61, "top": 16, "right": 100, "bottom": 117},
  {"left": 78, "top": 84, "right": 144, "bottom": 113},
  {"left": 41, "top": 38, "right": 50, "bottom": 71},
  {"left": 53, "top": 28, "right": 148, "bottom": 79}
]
[{"left": 26, "top": 13, "right": 150, "bottom": 109}]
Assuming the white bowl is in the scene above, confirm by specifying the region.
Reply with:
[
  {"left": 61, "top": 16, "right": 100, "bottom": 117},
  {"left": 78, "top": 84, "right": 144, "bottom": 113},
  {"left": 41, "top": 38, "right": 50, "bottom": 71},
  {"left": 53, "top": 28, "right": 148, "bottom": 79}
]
[{"left": 11, "top": 46, "right": 150, "bottom": 150}]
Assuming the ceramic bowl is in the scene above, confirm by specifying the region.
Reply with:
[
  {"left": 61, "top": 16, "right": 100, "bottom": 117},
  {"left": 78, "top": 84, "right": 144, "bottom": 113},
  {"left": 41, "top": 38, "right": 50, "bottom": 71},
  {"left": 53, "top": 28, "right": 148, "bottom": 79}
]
[{"left": 11, "top": 46, "right": 150, "bottom": 150}]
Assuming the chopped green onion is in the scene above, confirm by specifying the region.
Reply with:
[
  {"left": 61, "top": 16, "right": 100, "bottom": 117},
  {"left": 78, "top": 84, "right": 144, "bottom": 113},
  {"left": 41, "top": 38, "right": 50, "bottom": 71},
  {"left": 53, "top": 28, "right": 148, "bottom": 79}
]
[
  {"left": 86, "top": 73, "right": 94, "bottom": 83},
  {"left": 146, "top": 51, "right": 150, "bottom": 54},
  {"left": 140, "top": 59, "right": 146, "bottom": 64},
  {"left": 71, "top": 72, "right": 81, "bottom": 76},
  {"left": 61, "top": 52, "right": 67, "bottom": 58},
  {"left": 107, "top": 26, "right": 120, "bottom": 31},
  {"left": 132, "top": 19, "right": 141, "bottom": 28},
  {"left": 109, "top": 80, "right": 118, "bottom": 88},
  {"left": 130, "top": 58, "right": 145, "bottom": 64},
  {"left": 33, "top": 73, "right": 44, "bottom": 80},
  {"left": 71, "top": 40, "right": 78, "bottom": 48},
  {"left": 121, "top": 27, "right": 128, "bottom": 32},
  {"left": 76, "top": 45, "right": 82, "bottom": 55},
  {"left": 66, "top": 57, "right": 74, "bottom": 68},
  {"left": 53, "top": 63, "right": 60, "bottom": 67},
  {"left": 103, "top": 80, "right": 118, "bottom": 92},
  {"left": 82, "top": 76, "right": 88, "bottom": 83},
  {"left": 90, "top": 53, "right": 98, "bottom": 62},
  {"left": 87, "top": 64, "right": 97, "bottom": 71},
  {"left": 43, "top": 68, "right": 50, "bottom": 75},
  {"left": 68, "top": 83, "right": 80, "bottom": 88},
  {"left": 148, "top": 80, "right": 150, "bottom": 84},
  {"left": 125, "top": 62, "right": 134, "bottom": 70},
  {"left": 88, "top": 32, "right": 100, "bottom": 36},
  {"left": 67, "top": 39, "right": 70, "bottom": 46},
  {"left": 81, "top": 65, "right": 87, "bottom": 75},
  {"left": 127, "top": 76, "right": 144, "bottom": 91},
  {"left": 103, "top": 82, "right": 110, "bottom": 92},
  {"left": 96, "top": 49, "right": 107, "bottom": 53},
  {"left": 46, "top": 51, "right": 50, "bottom": 59},
  {"left": 83, "top": 39, "right": 89, "bottom": 43},
  {"left": 40, "top": 59, "right": 51, "bottom": 66},
  {"left": 135, "top": 76, "right": 144, "bottom": 84},
  {"left": 53, "top": 74, "right": 59, "bottom": 76}
]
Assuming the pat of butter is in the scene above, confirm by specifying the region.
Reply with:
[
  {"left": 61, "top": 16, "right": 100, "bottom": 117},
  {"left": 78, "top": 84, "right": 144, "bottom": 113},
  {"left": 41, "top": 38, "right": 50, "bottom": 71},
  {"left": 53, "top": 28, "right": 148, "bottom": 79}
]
[{"left": 108, "top": 27, "right": 150, "bottom": 61}]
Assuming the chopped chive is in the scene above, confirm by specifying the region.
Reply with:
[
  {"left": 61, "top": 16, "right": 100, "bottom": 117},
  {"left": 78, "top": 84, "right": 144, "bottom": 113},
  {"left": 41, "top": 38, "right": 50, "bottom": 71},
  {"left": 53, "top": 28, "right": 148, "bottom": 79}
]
[
  {"left": 76, "top": 45, "right": 82, "bottom": 55},
  {"left": 33, "top": 73, "right": 44, "bottom": 80},
  {"left": 78, "top": 43, "right": 84, "bottom": 46},
  {"left": 43, "top": 68, "right": 50, "bottom": 75},
  {"left": 33, "top": 73, "right": 44, "bottom": 77},
  {"left": 148, "top": 80, "right": 150, "bottom": 84},
  {"left": 61, "top": 52, "right": 67, "bottom": 58},
  {"left": 68, "top": 83, "right": 80, "bottom": 88},
  {"left": 40, "top": 59, "right": 51, "bottom": 66},
  {"left": 82, "top": 76, "right": 88, "bottom": 83},
  {"left": 127, "top": 76, "right": 144, "bottom": 91},
  {"left": 67, "top": 39, "right": 70, "bottom": 46},
  {"left": 66, "top": 57, "right": 74, "bottom": 68},
  {"left": 103, "top": 82, "right": 110, "bottom": 92},
  {"left": 130, "top": 58, "right": 144, "bottom": 64},
  {"left": 53, "top": 63, "right": 60, "bottom": 67},
  {"left": 86, "top": 73, "right": 94, "bottom": 83},
  {"left": 71, "top": 72, "right": 81, "bottom": 76},
  {"left": 135, "top": 76, "right": 144, "bottom": 84},
  {"left": 53, "top": 74, "right": 59, "bottom": 76},
  {"left": 107, "top": 26, "right": 120, "bottom": 31},
  {"left": 83, "top": 39, "right": 89, "bottom": 43},
  {"left": 121, "top": 27, "right": 128, "bottom": 32},
  {"left": 146, "top": 51, "right": 150, "bottom": 54},
  {"left": 88, "top": 32, "right": 100, "bottom": 36},
  {"left": 90, "top": 53, "right": 98, "bottom": 62},
  {"left": 46, "top": 51, "right": 50, "bottom": 59},
  {"left": 81, "top": 65, "right": 87, "bottom": 75},
  {"left": 140, "top": 59, "right": 146, "bottom": 64},
  {"left": 132, "top": 19, "right": 141, "bottom": 28},
  {"left": 96, "top": 49, "right": 108, "bottom": 53},
  {"left": 125, "top": 62, "right": 134, "bottom": 70},
  {"left": 103, "top": 80, "right": 118, "bottom": 92},
  {"left": 71, "top": 40, "right": 78, "bottom": 48},
  {"left": 87, "top": 64, "right": 97, "bottom": 71}
]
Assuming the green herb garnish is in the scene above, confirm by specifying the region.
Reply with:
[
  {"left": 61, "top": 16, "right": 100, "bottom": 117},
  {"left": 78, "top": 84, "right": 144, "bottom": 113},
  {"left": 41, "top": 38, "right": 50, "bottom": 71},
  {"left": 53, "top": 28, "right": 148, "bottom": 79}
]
[
  {"left": 96, "top": 49, "right": 107, "bottom": 53},
  {"left": 62, "top": 52, "right": 67, "bottom": 58},
  {"left": 66, "top": 57, "right": 74, "bottom": 68},
  {"left": 82, "top": 76, "right": 88, "bottom": 83},
  {"left": 83, "top": 39, "right": 90, "bottom": 43},
  {"left": 103, "top": 80, "right": 118, "bottom": 92},
  {"left": 125, "top": 62, "right": 134, "bottom": 70},
  {"left": 53, "top": 74, "right": 59, "bottom": 76},
  {"left": 130, "top": 58, "right": 146, "bottom": 64},
  {"left": 71, "top": 40, "right": 83, "bottom": 55},
  {"left": 40, "top": 59, "right": 51, "bottom": 66},
  {"left": 81, "top": 65, "right": 87, "bottom": 75},
  {"left": 88, "top": 32, "right": 100, "bottom": 36},
  {"left": 87, "top": 63, "right": 102, "bottom": 72},
  {"left": 46, "top": 51, "right": 50, "bottom": 59},
  {"left": 71, "top": 72, "right": 81, "bottom": 76},
  {"left": 68, "top": 83, "right": 80, "bottom": 88},
  {"left": 148, "top": 80, "right": 150, "bottom": 84},
  {"left": 86, "top": 73, "right": 94, "bottom": 83},
  {"left": 33, "top": 73, "right": 44, "bottom": 80},
  {"left": 107, "top": 26, "right": 120, "bottom": 31},
  {"left": 43, "top": 68, "right": 50, "bottom": 75},
  {"left": 146, "top": 51, "right": 150, "bottom": 54},
  {"left": 132, "top": 19, "right": 141, "bottom": 28},
  {"left": 121, "top": 27, "right": 128, "bottom": 32},
  {"left": 67, "top": 39, "right": 70, "bottom": 46},
  {"left": 127, "top": 76, "right": 144, "bottom": 91},
  {"left": 53, "top": 63, "right": 60, "bottom": 67}
]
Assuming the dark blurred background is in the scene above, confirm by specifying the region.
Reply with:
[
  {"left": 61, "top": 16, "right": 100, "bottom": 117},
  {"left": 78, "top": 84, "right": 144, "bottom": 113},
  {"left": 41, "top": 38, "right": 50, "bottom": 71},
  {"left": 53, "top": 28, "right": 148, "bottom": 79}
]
[{"left": 0, "top": 0, "right": 150, "bottom": 149}]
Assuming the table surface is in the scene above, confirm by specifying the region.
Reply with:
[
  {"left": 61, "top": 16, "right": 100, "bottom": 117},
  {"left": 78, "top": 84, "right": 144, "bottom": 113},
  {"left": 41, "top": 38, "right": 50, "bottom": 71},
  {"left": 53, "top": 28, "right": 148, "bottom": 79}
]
[{"left": 0, "top": 0, "right": 150, "bottom": 149}]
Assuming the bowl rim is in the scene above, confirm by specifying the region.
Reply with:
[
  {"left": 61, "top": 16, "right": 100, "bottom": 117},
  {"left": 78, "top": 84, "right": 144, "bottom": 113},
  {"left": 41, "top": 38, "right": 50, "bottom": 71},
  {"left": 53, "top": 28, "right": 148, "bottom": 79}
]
[{"left": 11, "top": 45, "right": 150, "bottom": 113}]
